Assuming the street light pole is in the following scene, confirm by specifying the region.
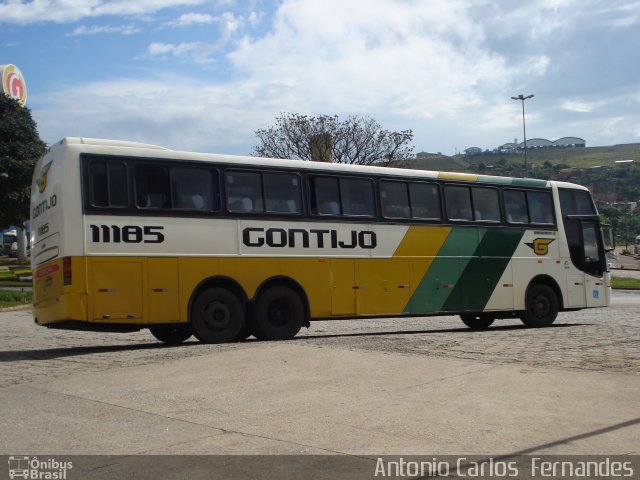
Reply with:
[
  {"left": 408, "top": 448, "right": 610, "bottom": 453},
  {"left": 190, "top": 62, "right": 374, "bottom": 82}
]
[{"left": 511, "top": 94, "right": 534, "bottom": 177}]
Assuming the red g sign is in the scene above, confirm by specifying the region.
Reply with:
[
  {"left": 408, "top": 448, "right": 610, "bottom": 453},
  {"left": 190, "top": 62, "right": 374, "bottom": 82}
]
[{"left": 1, "top": 64, "right": 28, "bottom": 107}]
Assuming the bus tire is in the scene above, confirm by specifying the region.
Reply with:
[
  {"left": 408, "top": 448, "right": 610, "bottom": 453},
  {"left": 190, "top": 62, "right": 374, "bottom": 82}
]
[
  {"left": 190, "top": 288, "right": 245, "bottom": 343},
  {"left": 460, "top": 314, "right": 494, "bottom": 330},
  {"left": 252, "top": 286, "right": 304, "bottom": 340},
  {"left": 149, "top": 324, "right": 192, "bottom": 344},
  {"left": 520, "top": 283, "right": 559, "bottom": 328}
]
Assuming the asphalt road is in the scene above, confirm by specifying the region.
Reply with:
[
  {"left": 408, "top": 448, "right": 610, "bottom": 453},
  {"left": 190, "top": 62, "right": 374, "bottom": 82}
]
[{"left": 0, "top": 292, "right": 638, "bottom": 466}]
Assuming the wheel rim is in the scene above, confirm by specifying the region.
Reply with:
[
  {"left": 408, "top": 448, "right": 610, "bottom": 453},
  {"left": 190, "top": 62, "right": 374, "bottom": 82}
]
[
  {"left": 267, "top": 301, "right": 290, "bottom": 327},
  {"left": 203, "top": 301, "right": 232, "bottom": 331},
  {"left": 531, "top": 294, "right": 551, "bottom": 319}
]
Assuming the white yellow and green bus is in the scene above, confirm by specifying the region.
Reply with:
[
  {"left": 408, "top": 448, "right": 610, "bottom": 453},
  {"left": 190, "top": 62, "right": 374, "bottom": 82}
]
[{"left": 30, "top": 137, "right": 613, "bottom": 344}]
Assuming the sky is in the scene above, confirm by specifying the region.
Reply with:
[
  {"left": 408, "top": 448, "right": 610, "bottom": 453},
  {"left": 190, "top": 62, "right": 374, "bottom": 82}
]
[{"left": 1, "top": 0, "right": 639, "bottom": 157}]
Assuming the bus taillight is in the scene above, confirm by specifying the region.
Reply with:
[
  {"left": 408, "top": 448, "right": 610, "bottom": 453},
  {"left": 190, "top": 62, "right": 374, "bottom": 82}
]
[{"left": 63, "top": 257, "right": 72, "bottom": 285}]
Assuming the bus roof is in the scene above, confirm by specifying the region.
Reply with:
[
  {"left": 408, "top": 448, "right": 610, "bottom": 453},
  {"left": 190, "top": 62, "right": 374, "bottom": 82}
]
[{"left": 49, "top": 137, "right": 588, "bottom": 191}]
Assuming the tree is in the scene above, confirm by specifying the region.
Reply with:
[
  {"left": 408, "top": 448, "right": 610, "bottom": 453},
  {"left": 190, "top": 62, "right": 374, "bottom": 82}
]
[
  {"left": 0, "top": 94, "right": 47, "bottom": 259},
  {"left": 252, "top": 113, "right": 414, "bottom": 166}
]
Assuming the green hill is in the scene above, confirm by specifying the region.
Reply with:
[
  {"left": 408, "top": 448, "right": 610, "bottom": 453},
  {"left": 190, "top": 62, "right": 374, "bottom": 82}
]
[{"left": 406, "top": 143, "right": 640, "bottom": 173}]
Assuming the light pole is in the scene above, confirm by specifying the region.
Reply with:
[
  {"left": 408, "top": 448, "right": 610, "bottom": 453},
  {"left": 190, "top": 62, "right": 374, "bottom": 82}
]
[{"left": 511, "top": 94, "right": 534, "bottom": 177}]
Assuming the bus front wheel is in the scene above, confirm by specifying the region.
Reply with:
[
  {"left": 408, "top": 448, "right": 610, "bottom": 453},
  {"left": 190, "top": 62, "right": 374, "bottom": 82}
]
[
  {"left": 251, "top": 286, "right": 304, "bottom": 340},
  {"left": 191, "top": 288, "right": 245, "bottom": 343},
  {"left": 520, "top": 284, "right": 559, "bottom": 328},
  {"left": 460, "top": 314, "right": 495, "bottom": 330},
  {"left": 149, "top": 324, "right": 192, "bottom": 344}
]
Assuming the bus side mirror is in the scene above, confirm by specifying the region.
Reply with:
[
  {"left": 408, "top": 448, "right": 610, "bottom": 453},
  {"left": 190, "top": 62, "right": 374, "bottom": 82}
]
[{"left": 602, "top": 224, "right": 615, "bottom": 252}]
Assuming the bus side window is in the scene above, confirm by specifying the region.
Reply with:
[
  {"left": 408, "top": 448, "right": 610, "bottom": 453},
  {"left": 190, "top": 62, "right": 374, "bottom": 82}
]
[
  {"left": 89, "top": 160, "right": 128, "bottom": 208},
  {"left": 171, "top": 167, "right": 218, "bottom": 211},
  {"left": 380, "top": 180, "right": 410, "bottom": 219},
  {"left": 409, "top": 182, "right": 441, "bottom": 220},
  {"left": 559, "top": 189, "right": 596, "bottom": 217},
  {"left": 341, "top": 177, "right": 375, "bottom": 217},
  {"left": 471, "top": 187, "right": 500, "bottom": 222},
  {"left": 226, "top": 171, "right": 264, "bottom": 213},
  {"left": 528, "top": 191, "right": 554, "bottom": 224},
  {"left": 310, "top": 176, "right": 341, "bottom": 216},
  {"left": 504, "top": 190, "right": 529, "bottom": 223},
  {"left": 264, "top": 172, "right": 301, "bottom": 214},
  {"left": 136, "top": 164, "right": 170, "bottom": 209},
  {"left": 445, "top": 185, "right": 473, "bottom": 221}
]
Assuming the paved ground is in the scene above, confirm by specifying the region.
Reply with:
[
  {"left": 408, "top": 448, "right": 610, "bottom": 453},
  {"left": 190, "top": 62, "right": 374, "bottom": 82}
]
[
  {"left": 0, "top": 292, "right": 638, "bottom": 464},
  {"left": 1, "top": 291, "right": 638, "bottom": 388}
]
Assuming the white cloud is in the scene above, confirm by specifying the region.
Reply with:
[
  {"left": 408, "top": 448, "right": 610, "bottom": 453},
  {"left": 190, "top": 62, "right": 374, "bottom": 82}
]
[
  {"left": 0, "top": 0, "right": 206, "bottom": 24},
  {"left": 146, "top": 42, "right": 218, "bottom": 64},
  {"left": 167, "top": 12, "right": 216, "bottom": 27},
  {"left": 560, "top": 100, "right": 597, "bottom": 113},
  {"left": 68, "top": 23, "right": 141, "bottom": 36},
  {"left": 29, "top": 0, "right": 640, "bottom": 155},
  {"left": 33, "top": 0, "right": 529, "bottom": 154},
  {"left": 34, "top": 77, "right": 272, "bottom": 153},
  {"left": 217, "top": 12, "right": 243, "bottom": 43},
  {"left": 228, "top": 0, "right": 522, "bottom": 120}
]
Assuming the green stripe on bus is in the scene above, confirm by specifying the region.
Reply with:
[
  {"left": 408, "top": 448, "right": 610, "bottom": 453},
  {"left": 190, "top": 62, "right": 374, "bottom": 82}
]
[
  {"left": 403, "top": 227, "right": 525, "bottom": 315},
  {"left": 509, "top": 178, "right": 549, "bottom": 188},
  {"left": 476, "top": 175, "right": 549, "bottom": 188},
  {"left": 441, "top": 228, "right": 525, "bottom": 312},
  {"left": 403, "top": 228, "right": 483, "bottom": 314}
]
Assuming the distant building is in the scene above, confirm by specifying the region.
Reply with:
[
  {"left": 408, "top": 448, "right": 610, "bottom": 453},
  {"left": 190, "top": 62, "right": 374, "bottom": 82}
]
[
  {"left": 554, "top": 137, "right": 586, "bottom": 147},
  {"left": 496, "top": 142, "right": 519, "bottom": 154},
  {"left": 464, "top": 147, "right": 482, "bottom": 156},
  {"left": 416, "top": 151, "right": 444, "bottom": 160},
  {"left": 516, "top": 136, "right": 586, "bottom": 150},
  {"left": 469, "top": 137, "right": 586, "bottom": 156},
  {"left": 524, "top": 138, "right": 554, "bottom": 148}
]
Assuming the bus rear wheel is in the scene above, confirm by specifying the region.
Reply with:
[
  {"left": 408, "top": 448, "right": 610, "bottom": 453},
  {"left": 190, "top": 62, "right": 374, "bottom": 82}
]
[
  {"left": 190, "top": 287, "right": 245, "bottom": 343},
  {"left": 149, "top": 324, "right": 192, "bottom": 344},
  {"left": 460, "top": 314, "right": 495, "bottom": 330},
  {"left": 520, "top": 283, "right": 559, "bottom": 328},
  {"left": 251, "top": 286, "right": 304, "bottom": 340}
]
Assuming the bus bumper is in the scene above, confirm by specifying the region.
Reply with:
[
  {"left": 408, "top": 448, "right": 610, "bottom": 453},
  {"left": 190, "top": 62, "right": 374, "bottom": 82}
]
[{"left": 33, "top": 293, "right": 88, "bottom": 326}]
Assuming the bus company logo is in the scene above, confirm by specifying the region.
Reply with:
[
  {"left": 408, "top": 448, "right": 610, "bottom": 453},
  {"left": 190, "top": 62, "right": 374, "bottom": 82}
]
[
  {"left": 8, "top": 456, "right": 73, "bottom": 479},
  {"left": 36, "top": 161, "right": 53, "bottom": 194},
  {"left": 1, "top": 64, "right": 28, "bottom": 107},
  {"left": 526, "top": 237, "right": 555, "bottom": 256}
]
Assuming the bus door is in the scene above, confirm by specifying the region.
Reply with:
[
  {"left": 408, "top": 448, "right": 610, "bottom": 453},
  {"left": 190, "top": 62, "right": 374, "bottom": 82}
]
[{"left": 563, "top": 217, "right": 608, "bottom": 308}]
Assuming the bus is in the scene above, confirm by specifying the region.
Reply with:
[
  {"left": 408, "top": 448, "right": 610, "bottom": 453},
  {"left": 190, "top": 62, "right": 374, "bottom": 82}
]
[
  {"left": 30, "top": 137, "right": 613, "bottom": 344},
  {"left": 2, "top": 229, "right": 17, "bottom": 256}
]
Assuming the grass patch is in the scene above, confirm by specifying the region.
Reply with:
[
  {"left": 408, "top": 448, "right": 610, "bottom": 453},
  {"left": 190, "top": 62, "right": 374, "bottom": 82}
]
[
  {"left": 611, "top": 276, "right": 640, "bottom": 290},
  {"left": 0, "top": 290, "right": 32, "bottom": 309}
]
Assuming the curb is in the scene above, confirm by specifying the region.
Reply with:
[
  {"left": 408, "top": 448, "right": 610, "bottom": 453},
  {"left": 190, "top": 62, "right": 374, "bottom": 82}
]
[{"left": 0, "top": 304, "right": 31, "bottom": 313}]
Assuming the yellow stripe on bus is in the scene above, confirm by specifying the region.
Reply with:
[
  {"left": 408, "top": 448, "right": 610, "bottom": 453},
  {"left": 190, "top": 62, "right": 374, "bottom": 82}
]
[
  {"left": 393, "top": 226, "right": 451, "bottom": 258},
  {"left": 392, "top": 226, "right": 452, "bottom": 306},
  {"left": 437, "top": 172, "right": 478, "bottom": 181}
]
